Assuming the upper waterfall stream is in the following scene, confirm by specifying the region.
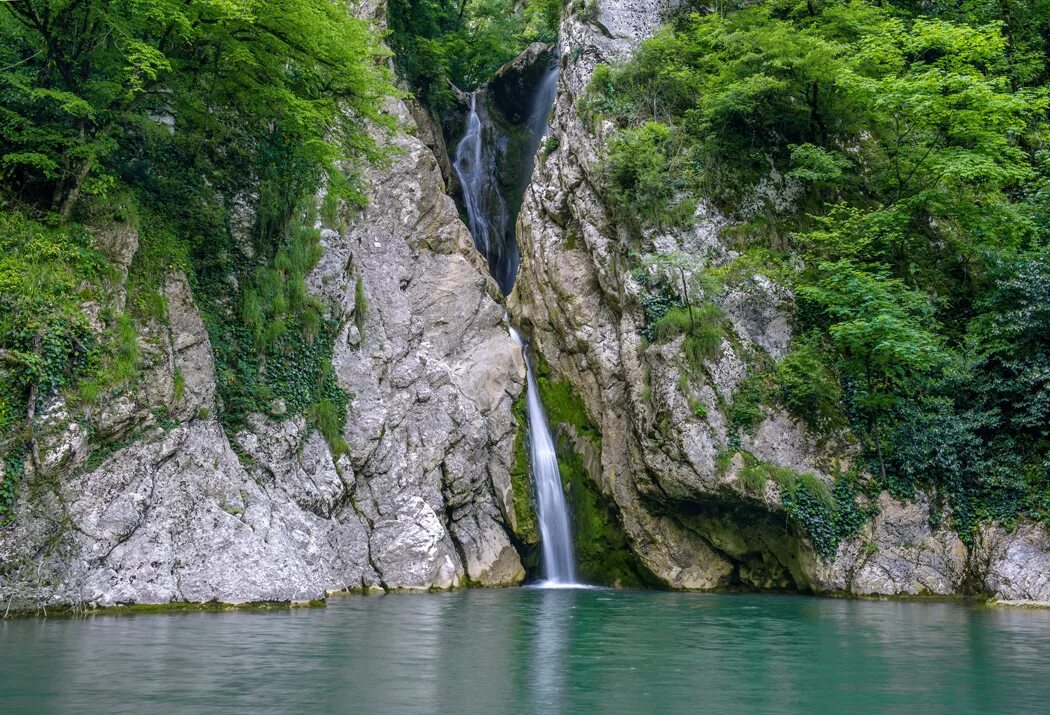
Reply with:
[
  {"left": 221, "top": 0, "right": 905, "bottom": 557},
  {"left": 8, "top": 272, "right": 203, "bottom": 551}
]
[
  {"left": 452, "top": 52, "right": 581, "bottom": 586},
  {"left": 453, "top": 92, "right": 515, "bottom": 294}
]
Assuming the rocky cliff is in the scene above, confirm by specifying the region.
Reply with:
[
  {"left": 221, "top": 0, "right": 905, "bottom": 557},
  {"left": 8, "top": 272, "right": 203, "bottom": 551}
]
[
  {"left": 3, "top": 0, "right": 1048, "bottom": 611},
  {"left": 0, "top": 1, "right": 526, "bottom": 610},
  {"left": 509, "top": 0, "right": 1050, "bottom": 603}
]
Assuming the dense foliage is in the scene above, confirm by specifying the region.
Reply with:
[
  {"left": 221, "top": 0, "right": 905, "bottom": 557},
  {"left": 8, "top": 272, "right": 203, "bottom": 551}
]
[
  {"left": 388, "top": 0, "right": 560, "bottom": 113},
  {"left": 0, "top": 1, "right": 394, "bottom": 495},
  {"left": 590, "top": 0, "right": 1050, "bottom": 542},
  {"left": 1, "top": 0, "right": 390, "bottom": 214}
]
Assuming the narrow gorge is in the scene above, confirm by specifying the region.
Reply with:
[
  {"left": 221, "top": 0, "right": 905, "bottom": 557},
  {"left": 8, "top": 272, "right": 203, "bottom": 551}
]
[{"left": 450, "top": 43, "right": 582, "bottom": 586}]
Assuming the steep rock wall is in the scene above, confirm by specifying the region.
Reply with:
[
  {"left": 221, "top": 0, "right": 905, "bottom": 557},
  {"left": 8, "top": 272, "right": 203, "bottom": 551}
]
[
  {"left": 509, "top": 0, "right": 1050, "bottom": 603},
  {"left": 0, "top": 1, "right": 526, "bottom": 609}
]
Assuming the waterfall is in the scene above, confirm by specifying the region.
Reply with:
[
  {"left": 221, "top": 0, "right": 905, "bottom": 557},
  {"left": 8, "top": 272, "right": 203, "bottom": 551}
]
[
  {"left": 526, "top": 60, "right": 560, "bottom": 147},
  {"left": 453, "top": 92, "right": 516, "bottom": 295},
  {"left": 509, "top": 326, "right": 578, "bottom": 586},
  {"left": 454, "top": 52, "right": 582, "bottom": 586}
]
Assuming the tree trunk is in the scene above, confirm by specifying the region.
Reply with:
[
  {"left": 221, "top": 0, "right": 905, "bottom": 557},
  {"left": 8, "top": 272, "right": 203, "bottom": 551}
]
[
  {"left": 56, "top": 155, "right": 94, "bottom": 219},
  {"left": 679, "top": 267, "right": 694, "bottom": 332}
]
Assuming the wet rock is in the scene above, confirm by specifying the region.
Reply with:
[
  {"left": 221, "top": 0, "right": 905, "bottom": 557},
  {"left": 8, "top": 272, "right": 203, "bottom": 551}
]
[{"left": 488, "top": 43, "right": 555, "bottom": 124}]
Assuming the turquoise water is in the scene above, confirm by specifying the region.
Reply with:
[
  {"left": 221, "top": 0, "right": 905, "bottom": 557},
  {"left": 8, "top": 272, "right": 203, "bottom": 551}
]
[{"left": 2, "top": 590, "right": 1050, "bottom": 714}]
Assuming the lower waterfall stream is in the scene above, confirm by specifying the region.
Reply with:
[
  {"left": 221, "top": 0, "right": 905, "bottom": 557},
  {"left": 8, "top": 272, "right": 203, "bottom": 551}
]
[
  {"left": 509, "top": 325, "right": 578, "bottom": 585},
  {"left": 452, "top": 53, "right": 581, "bottom": 586}
]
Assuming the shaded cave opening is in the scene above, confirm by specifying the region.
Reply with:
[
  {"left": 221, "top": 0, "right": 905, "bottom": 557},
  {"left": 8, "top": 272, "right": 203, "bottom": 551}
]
[{"left": 666, "top": 494, "right": 819, "bottom": 594}]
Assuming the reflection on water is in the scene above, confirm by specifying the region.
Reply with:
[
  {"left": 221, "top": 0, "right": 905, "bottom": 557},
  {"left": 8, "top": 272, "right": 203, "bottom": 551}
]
[
  {"left": 530, "top": 589, "right": 571, "bottom": 709},
  {"left": 2, "top": 591, "right": 1050, "bottom": 714}
]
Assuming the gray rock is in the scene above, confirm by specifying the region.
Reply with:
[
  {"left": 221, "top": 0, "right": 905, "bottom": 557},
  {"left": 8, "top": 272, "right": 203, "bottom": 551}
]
[
  {"left": 979, "top": 523, "right": 1050, "bottom": 604},
  {"left": 314, "top": 89, "right": 526, "bottom": 589},
  {"left": 1, "top": 421, "right": 375, "bottom": 608},
  {"left": 0, "top": 4, "right": 528, "bottom": 608},
  {"left": 827, "top": 492, "right": 968, "bottom": 597}
]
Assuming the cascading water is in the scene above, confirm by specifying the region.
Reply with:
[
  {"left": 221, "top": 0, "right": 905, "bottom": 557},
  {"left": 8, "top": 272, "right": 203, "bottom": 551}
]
[
  {"left": 454, "top": 52, "right": 582, "bottom": 586},
  {"left": 509, "top": 326, "right": 578, "bottom": 585},
  {"left": 453, "top": 92, "right": 515, "bottom": 295}
]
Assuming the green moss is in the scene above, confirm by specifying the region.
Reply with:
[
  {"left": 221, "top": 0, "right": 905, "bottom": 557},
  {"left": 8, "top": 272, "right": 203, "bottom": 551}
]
[
  {"left": 554, "top": 430, "right": 662, "bottom": 588},
  {"left": 533, "top": 359, "right": 660, "bottom": 587},
  {"left": 172, "top": 369, "right": 186, "bottom": 403},
  {"left": 509, "top": 392, "right": 540, "bottom": 545},
  {"left": 126, "top": 221, "right": 188, "bottom": 322},
  {"left": 715, "top": 449, "right": 734, "bottom": 474},
  {"left": 194, "top": 216, "right": 351, "bottom": 445},
  {"left": 534, "top": 356, "right": 600, "bottom": 442},
  {"left": 0, "top": 212, "right": 112, "bottom": 434}
]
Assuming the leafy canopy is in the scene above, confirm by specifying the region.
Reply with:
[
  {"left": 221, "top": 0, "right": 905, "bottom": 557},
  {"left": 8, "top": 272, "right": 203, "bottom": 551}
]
[{"left": 0, "top": 0, "right": 392, "bottom": 215}]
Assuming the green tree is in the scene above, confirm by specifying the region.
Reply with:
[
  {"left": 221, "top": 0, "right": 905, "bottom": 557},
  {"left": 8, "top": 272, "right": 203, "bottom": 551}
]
[
  {"left": 0, "top": 0, "right": 391, "bottom": 216},
  {"left": 589, "top": 0, "right": 1050, "bottom": 533},
  {"left": 387, "top": 0, "right": 560, "bottom": 114}
]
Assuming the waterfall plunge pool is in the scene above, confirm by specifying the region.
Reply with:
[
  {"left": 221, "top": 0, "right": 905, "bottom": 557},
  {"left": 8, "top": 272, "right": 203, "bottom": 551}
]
[{"left": 3, "top": 590, "right": 1049, "bottom": 714}]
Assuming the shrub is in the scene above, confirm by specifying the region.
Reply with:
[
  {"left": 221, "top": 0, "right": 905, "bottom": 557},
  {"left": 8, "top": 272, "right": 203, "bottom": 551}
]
[
  {"left": 307, "top": 399, "right": 350, "bottom": 458},
  {"left": 775, "top": 333, "right": 844, "bottom": 431},
  {"left": 354, "top": 276, "right": 368, "bottom": 338},
  {"left": 653, "top": 304, "right": 726, "bottom": 370}
]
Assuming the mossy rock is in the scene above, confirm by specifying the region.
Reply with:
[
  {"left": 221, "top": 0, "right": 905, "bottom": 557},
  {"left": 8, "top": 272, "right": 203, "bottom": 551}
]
[
  {"left": 532, "top": 358, "right": 660, "bottom": 588},
  {"left": 509, "top": 392, "right": 540, "bottom": 546},
  {"left": 554, "top": 430, "right": 662, "bottom": 589}
]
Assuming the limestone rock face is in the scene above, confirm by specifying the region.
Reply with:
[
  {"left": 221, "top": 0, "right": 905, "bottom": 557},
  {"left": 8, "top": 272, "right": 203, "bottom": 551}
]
[
  {"left": 815, "top": 493, "right": 969, "bottom": 597},
  {"left": 979, "top": 524, "right": 1050, "bottom": 605},
  {"left": 0, "top": 5, "right": 525, "bottom": 609},
  {"left": 3, "top": 420, "right": 374, "bottom": 607},
  {"left": 312, "top": 91, "right": 526, "bottom": 590},
  {"left": 509, "top": 0, "right": 1050, "bottom": 603}
]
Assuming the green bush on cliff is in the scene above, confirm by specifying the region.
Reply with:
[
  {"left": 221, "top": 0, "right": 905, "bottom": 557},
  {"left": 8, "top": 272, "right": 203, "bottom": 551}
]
[
  {"left": 653, "top": 304, "right": 726, "bottom": 370},
  {"left": 589, "top": 0, "right": 1050, "bottom": 538},
  {"left": 773, "top": 334, "right": 844, "bottom": 433},
  {"left": 0, "top": 212, "right": 118, "bottom": 431},
  {"left": 735, "top": 452, "right": 874, "bottom": 559}
]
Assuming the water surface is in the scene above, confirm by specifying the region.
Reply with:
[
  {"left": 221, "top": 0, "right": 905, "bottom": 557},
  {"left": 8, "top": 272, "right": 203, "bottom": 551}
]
[{"left": 2, "top": 590, "right": 1049, "bottom": 714}]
